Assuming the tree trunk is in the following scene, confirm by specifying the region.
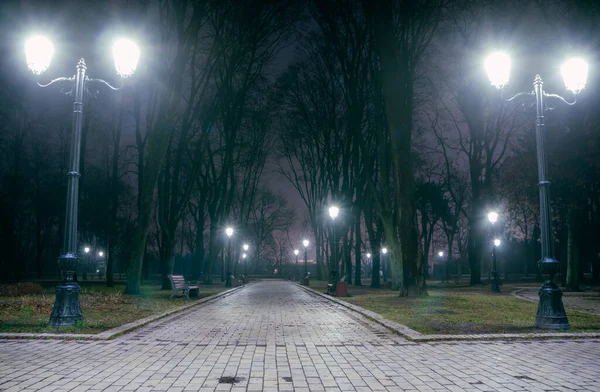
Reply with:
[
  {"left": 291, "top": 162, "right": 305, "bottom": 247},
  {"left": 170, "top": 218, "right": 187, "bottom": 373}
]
[{"left": 354, "top": 206, "right": 362, "bottom": 286}]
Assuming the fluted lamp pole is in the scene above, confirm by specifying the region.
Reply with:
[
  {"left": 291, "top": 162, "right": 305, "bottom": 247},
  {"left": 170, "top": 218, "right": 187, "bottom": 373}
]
[
  {"left": 25, "top": 36, "right": 139, "bottom": 327},
  {"left": 485, "top": 52, "right": 588, "bottom": 329}
]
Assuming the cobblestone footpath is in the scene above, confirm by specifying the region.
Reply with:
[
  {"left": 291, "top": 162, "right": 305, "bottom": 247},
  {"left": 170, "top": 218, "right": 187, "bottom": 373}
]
[{"left": 1, "top": 281, "right": 599, "bottom": 392}]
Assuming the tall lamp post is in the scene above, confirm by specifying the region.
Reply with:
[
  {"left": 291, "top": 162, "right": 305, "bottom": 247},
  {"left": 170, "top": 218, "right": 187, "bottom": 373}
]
[
  {"left": 243, "top": 244, "right": 249, "bottom": 276},
  {"left": 381, "top": 247, "right": 388, "bottom": 284},
  {"left": 294, "top": 249, "right": 299, "bottom": 280},
  {"left": 328, "top": 205, "right": 339, "bottom": 282},
  {"left": 438, "top": 251, "right": 445, "bottom": 282},
  {"left": 302, "top": 240, "right": 309, "bottom": 276},
  {"left": 25, "top": 36, "right": 140, "bottom": 327},
  {"left": 366, "top": 253, "right": 371, "bottom": 278},
  {"left": 485, "top": 52, "right": 588, "bottom": 329},
  {"left": 487, "top": 211, "right": 501, "bottom": 293},
  {"left": 225, "top": 227, "right": 234, "bottom": 288}
]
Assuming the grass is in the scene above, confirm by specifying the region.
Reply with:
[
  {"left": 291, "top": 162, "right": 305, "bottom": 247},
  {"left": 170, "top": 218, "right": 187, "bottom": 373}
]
[
  {"left": 0, "top": 282, "right": 227, "bottom": 334},
  {"left": 309, "top": 280, "right": 600, "bottom": 335}
]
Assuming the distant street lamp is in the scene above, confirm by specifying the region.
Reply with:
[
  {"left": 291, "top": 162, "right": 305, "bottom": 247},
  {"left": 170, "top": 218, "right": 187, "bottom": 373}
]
[
  {"left": 487, "top": 211, "right": 501, "bottom": 293},
  {"left": 366, "top": 252, "right": 371, "bottom": 278},
  {"left": 25, "top": 36, "right": 140, "bottom": 327},
  {"left": 381, "top": 247, "right": 388, "bottom": 284},
  {"left": 225, "top": 227, "right": 234, "bottom": 288},
  {"left": 294, "top": 249, "right": 300, "bottom": 279},
  {"left": 242, "top": 253, "right": 247, "bottom": 275},
  {"left": 303, "top": 240, "right": 309, "bottom": 275},
  {"left": 328, "top": 205, "right": 339, "bottom": 282},
  {"left": 485, "top": 52, "right": 586, "bottom": 328},
  {"left": 438, "top": 251, "right": 446, "bottom": 282}
]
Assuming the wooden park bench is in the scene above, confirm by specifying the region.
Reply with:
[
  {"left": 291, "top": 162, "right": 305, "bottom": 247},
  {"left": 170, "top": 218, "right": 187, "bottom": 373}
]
[{"left": 168, "top": 274, "right": 200, "bottom": 299}]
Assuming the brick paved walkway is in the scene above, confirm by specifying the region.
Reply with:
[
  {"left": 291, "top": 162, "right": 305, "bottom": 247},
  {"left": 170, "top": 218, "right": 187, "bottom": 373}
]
[{"left": 1, "top": 281, "right": 599, "bottom": 392}]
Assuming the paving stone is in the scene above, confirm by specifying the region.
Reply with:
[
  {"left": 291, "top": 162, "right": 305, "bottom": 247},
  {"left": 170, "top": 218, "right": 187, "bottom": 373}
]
[{"left": 0, "top": 281, "right": 599, "bottom": 391}]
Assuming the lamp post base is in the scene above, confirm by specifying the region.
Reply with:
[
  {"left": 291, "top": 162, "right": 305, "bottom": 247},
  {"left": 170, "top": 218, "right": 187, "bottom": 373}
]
[
  {"left": 535, "top": 281, "right": 570, "bottom": 329},
  {"left": 49, "top": 282, "right": 82, "bottom": 328}
]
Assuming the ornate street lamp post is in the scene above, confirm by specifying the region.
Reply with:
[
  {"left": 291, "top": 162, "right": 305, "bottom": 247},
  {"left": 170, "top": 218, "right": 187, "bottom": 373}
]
[
  {"left": 485, "top": 52, "right": 588, "bottom": 328},
  {"left": 225, "top": 227, "right": 234, "bottom": 288},
  {"left": 25, "top": 36, "right": 139, "bottom": 327}
]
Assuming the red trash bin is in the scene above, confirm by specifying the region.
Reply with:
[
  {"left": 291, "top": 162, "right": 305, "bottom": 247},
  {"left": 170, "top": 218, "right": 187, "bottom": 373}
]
[{"left": 335, "top": 282, "right": 348, "bottom": 297}]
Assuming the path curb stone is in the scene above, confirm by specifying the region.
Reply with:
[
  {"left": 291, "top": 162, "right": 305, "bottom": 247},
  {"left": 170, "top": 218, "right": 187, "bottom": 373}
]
[
  {"left": 296, "top": 283, "right": 600, "bottom": 342},
  {"left": 0, "top": 283, "right": 249, "bottom": 341}
]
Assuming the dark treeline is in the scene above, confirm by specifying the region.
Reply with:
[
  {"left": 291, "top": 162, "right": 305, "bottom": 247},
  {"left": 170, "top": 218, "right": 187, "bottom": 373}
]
[{"left": 1, "top": 0, "right": 599, "bottom": 295}]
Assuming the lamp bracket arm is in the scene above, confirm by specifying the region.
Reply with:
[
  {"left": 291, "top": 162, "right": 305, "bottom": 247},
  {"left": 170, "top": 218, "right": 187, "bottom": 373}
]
[
  {"left": 500, "top": 88, "right": 535, "bottom": 102},
  {"left": 543, "top": 92, "right": 576, "bottom": 106},
  {"left": 86, "top": 77, "right": 123, "bottom": 91},
  {"left": 36, "top": 76, "right": 74, "bottom": 88}
]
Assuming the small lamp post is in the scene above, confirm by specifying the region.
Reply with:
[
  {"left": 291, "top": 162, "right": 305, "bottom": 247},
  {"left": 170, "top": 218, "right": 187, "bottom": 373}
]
[
  {"left": 438, "top": 251, "right": 445, "bottom": 282},
  {"left": 303, "top": 240, "right": 309, "bottom": 276},
  {"left": 294, "top": 249, "right": 299, "bottom": 280},
  {"left": 26, "top": 36, "right": 140, "bottom": 327},
  {"left": 488, "top": 211, "right": 501, "bottom": 293},
  {"left": 366, "top": 252, "right": 371, "bottom": 278},
  {"left": 485, "top": 52, "right": 587, "bottom": 329},
  {"left": 243, "top": 244, "right": 249, "bottom": 276},
  {"left": 328, "top": 205, "right": 340, "bottom": 282},
  {"left": 381, "top": 247, "right": 388, "bottom": 284},
  {"left": 225, "top": 227, "right": 234, "bottom": 288}
]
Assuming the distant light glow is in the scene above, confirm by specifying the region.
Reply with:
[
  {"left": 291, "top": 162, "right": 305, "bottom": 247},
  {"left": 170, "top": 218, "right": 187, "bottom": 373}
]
[
  {"left": 485, "top": 52, "right": 511, "bottom": 89},
  {"left": 243, "top": 243, "right": 249, "bottom": 251},
  {"left": 113, "top": 39, "right": 140, "bottom": 77},
  {"left": 494, "top": 239, "right": 502, "bottom": 247},
  {"left": 25, "top": 36, "right": 54, "bottom": 75},
  {"left": 294, "top": 249, "right": 299, "bottom": 256},
  {"left": 98, "top": 251, "right": 104, "bottom": 257},
  {"left": 382, "top": 247, "right": 388, "bottom": 254},
  {"left": 488, "top": 211, "right": 498, "bottom": 224},
  {"left": 366, "top": 253, "right": 371, "bottom": 258},
  {"left": 328, "top": 205, "right": 339, "bottom": 220},
  {"left": 96, "top": 269, "right": 100, "bottom": 273},
  {"left": 303, "top": 239, "right": 309, "bottom": 248},
  {"left": 561, "top": 58, "right": 588, "bottom": 93},
  {"left": 242, "top": 253, "right": 247, "bottom": 259},
  {"left": 438, "top": 251, "right": 444, "bottom": 257},
  {"left": 84, "top": 247, "right": 90, "bottom": 253},
  {"left": 226, "top": 227, "right": 234, "bottom": 237}
]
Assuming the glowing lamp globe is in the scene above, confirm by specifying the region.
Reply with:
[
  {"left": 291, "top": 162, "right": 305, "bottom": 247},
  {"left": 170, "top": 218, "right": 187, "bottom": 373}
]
[
  {"left": 382, "top": 247, "right": 388, "bottom": 254},
  {"left": 84, "top": 247, "right": 90, "bottom": 253},
  {"left": 328, "top": 205, "right": 339, "bottom": 220},
  {"left": 225, "top": 227, "right": 233, "bottom": 237},
  {"left": 366, "top": 253, "right": 371, "bottom": 258},
  {"left": 485, "top": 52, "right": 511, "bottom": 89},
  {"left": 494, "top": 239, "right": 502, "bottom": 247},
  {"left": 25, "top": 36, "right": 54, "bottom": 75},
  {"left": 294, "top": 249, "right": 299, "bottom": 256},
  {"left": 438, "top": 251, "right": 444, "bottom": 257},
  {"left": 303, "top": 239, "right": 309, "bottom": 248},
  {"left": 561, "top": 58, "right": 588, "bottom": 93},
  {"left": 242, "top": 253, "right": 247, "bottom": 259},
  {"left": 112, "top": 39, "right": 140, "bottom": 78},
  {"left": 243, "top": 243, "right": 249, "bottom": 251},
  {"left": 488, "top": 211, "right": 498, "bottom": 224},
  {"left": 98, "top": 251, "right": 104, "bottom": 257}
]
